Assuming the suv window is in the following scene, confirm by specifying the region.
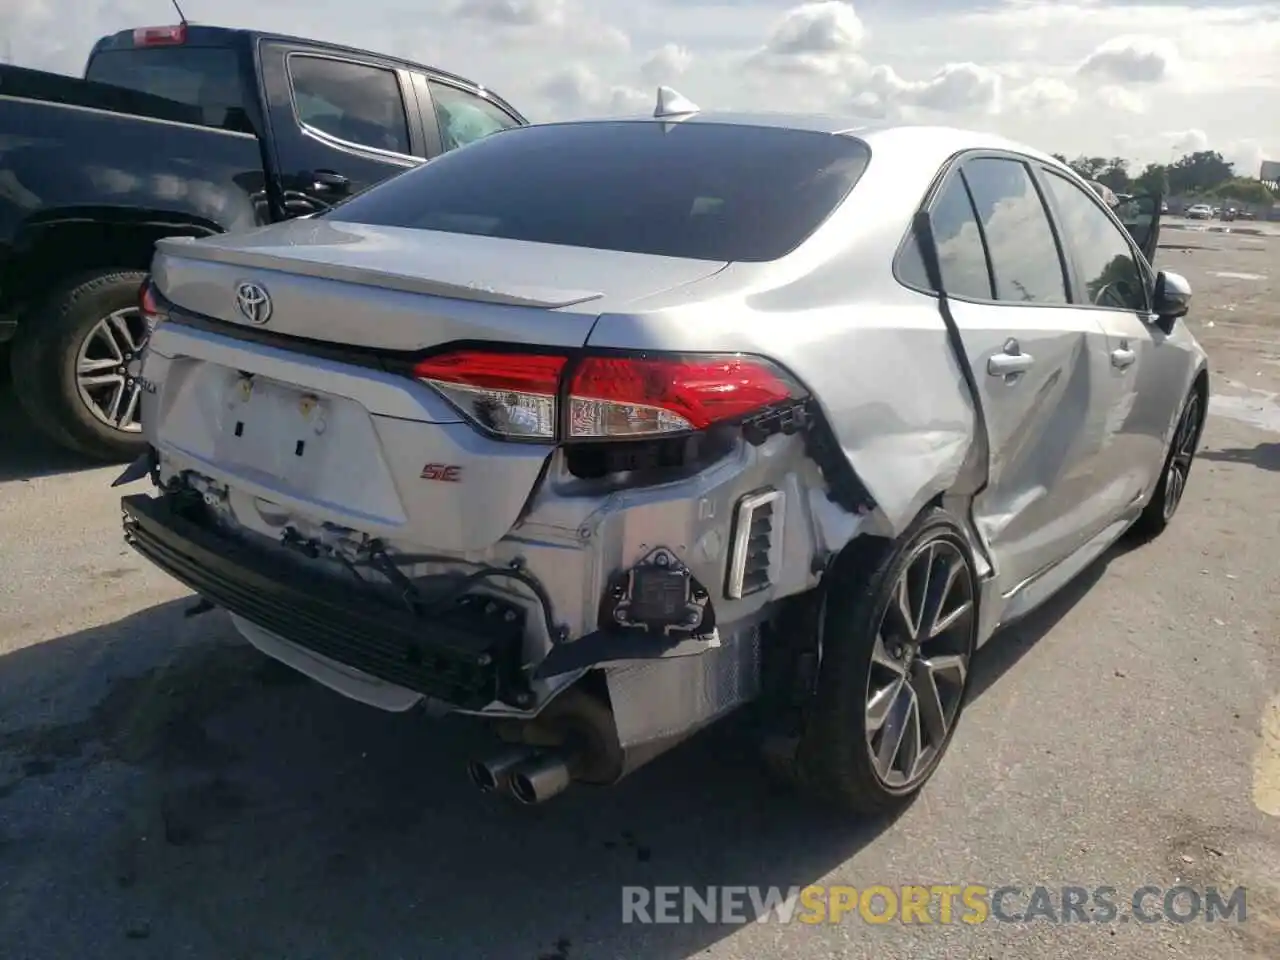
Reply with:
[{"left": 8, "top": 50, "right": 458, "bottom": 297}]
[
  {"left": 288, "top": 55, "right": 411, "bottom": 155},
  {"left": 85, "top": 47, "right": 247, "bottom": 129},
  {"left": 1042, "top": 171, "right": 1148, "bottom": 312},
  {"left": 428, "top": 81, "right": 520, "bottom": 152},
  {"left": 323, "top": 121, "right": 872, "bottom": 262},
  {"left": 897, "top": 173, "right": 992, "bottom": 300},
  {"left": 961, "top": 158, "right": 1068, "bottom": 305}
]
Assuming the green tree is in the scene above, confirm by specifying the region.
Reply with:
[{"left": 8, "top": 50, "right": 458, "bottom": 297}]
[
  {"left": 1134, "top": 162, "right": 1170, "bottom": 196},
  {"left": 1210, "top": 177, "right": 1274, "bottom": 205},
  {"left": 1166, "top": 150, "right": 1234, "bottom": 194},
  {"left": 1067, "top": 155, "right": 1111, "bottom": 180},
  {"left": 1096, "top": 157, "right": 1131, "bottom": 193}
]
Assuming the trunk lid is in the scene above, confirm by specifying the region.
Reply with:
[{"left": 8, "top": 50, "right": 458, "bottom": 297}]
[
  {"left": 151, "top": 220, "right": 727, "bottom": 351},
  {"left": 143, "top": 223, "right": 726, "bottom": 553}
]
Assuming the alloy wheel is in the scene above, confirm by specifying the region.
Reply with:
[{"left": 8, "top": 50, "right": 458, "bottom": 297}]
[
  {"left": 1162, "top": 395, "right": 1201, "bottom": 521},
  {"left": 74, "top": 307, "right": 149, "bottom": 434},
  {"left": 864, "top": 538, "right": 976, "bottom": 789}
]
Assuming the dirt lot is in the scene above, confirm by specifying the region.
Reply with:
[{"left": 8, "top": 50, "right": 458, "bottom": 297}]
[{"left": 0, "top": 235, "right": 1277, "bottom": 960}]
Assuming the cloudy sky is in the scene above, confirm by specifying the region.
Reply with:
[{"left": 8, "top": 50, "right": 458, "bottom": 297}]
[{"left": 4, "top": 0, "right": 1278, "bottom": 175}]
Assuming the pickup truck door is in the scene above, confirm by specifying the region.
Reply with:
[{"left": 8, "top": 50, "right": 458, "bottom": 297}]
[
  {"left": 1115, "top": 192, "right": 1162, "bottom": 263},
  {"left": 257, "top": 41, "right": 431, "bottom": 217}
]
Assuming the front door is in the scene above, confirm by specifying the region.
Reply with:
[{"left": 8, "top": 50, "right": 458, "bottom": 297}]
[
  {"left": 1036, "top": 168, "right": 1192, "bottom": 505},
  {"left": 258, "top": 42, "right": 428, "bottom": 217}
]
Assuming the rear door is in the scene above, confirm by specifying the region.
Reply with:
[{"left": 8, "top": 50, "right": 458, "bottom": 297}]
[
  {"left": 900, "top": 154, "right": 1117, "bottom": 595},
  {"left": 1035, "top": 167, "right": 1191, "bottom": 505},
  {"left": 257, "top": 41, "right": 429, "bottom": 217}
]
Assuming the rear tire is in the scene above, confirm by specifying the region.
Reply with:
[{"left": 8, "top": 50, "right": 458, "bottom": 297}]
[
  {"left": 795, "top": 507, "right": 979, "bottom": 815},
  {"left": 1129, "top": 385, "right": 1204, "bottom": 541},
  {"left": 10, "top": 270, "right": 150, "bottom": 462}
]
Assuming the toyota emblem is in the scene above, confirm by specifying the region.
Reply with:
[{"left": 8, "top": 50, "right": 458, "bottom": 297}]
[{"left": 235, "top": 281, "right": 272, "bottom": 325}]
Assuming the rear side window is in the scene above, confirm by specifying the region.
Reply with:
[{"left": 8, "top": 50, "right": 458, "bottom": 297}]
[
  {"left": 84, "top": 47, "right": 247, "bottom": 129},
  {"left": 289, "top": 55, "right": 411, "bottom": 156},
  {"left": 897, "top": 174, "right": 992, "bottom": 300},
  {"left": 323, "top": 122, "right": 872, "bottom": 262},
  {"left": 961, "top": 158, "right": 1068, "bottom": 305},
  {"left": 428, "top": 81, "right": 520, "bottom": 152}
]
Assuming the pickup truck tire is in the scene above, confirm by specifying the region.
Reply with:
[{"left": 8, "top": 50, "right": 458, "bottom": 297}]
[
  {"left": 795, "top": 507, "right": 978, "bottom": 814},
  {"left": 10, "top": 269, "right": 150, "bottom": 462}
]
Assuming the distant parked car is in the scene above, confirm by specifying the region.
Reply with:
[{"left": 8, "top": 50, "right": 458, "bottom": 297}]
[{"left": 1186, "top": 204, "right": 1214, "bottom": 220}]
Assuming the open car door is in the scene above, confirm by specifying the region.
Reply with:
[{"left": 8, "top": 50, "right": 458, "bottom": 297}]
[{"left": 1115, "top": 192, "right": 1162, "bottom": 264}]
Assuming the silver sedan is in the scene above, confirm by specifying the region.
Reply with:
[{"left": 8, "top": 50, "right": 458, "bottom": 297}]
[{"left": 120, "top": 90, "right": 1208, "bottom": 814}]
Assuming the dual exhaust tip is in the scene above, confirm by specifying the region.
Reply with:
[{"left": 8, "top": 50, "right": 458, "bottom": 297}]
[{"left": 467, "top": 747, "right": 572, "bottom": 805}]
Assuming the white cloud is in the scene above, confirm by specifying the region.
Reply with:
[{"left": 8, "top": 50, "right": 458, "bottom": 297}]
[
  {"left": 1095, "top": 85, "right": 1147, "bottom": 113},
  {"left": 452, "top": 0, "right": 567, "bottom": 27},
  {"left": 0, "top": 0, "right": 1275, "bottom": 172},
  {"left": 1077, "top": 36, "right": 1178, "bottom": 84},
  {"left": 1008, "top": 78, "right": 1079, "bottom": 115},
  {"left": 1166, "top": 128, "right": 1211, "bottom": 155},
  {"left": 745, "top": 0, "right": 866, "bottom": 75},
  {"left": 536, "top": 63, "right": 650, "bottom": 117},
  {"left": 640, "top": 43, "right": 693, "bottom": 83},
  {"left": 860, "top": 62, "right": 1004, "bottom": 115}
]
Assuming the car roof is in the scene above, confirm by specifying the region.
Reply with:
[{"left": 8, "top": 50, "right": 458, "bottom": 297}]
[{"left": 529, "top": 110, "right": 1067, "bottom": 172}]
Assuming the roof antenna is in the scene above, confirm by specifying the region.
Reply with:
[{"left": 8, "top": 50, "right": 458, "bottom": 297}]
[
  {"left": 170, "top": 0, "right": 189, "bottom": 24},
  {"left": 654, "top": 86, "right": 700, "bottom": 119}
]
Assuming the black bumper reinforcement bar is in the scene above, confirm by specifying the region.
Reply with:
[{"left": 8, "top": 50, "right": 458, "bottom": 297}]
[{"left": 120, "top": 493, "right": 525, "bottom": 711}]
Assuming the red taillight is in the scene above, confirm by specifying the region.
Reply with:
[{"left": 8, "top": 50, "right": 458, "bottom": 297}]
[
  {"left": 412, "top": 351, "right": 566, "bottom": 440},
  {"left": 133, "top": 24, "right": 187, "bottom": 46},
  {"left": 413, "top": 349, "right": 803, "bottom": 442},
  {"left": 138, "top": 277, "right": 166, "bottom": 332},
  {"left": 567, "top": 355, "right": 800, "bottom": 439},
  {"left": 138, "top": 279, "right": 159, "bottom": 316}
]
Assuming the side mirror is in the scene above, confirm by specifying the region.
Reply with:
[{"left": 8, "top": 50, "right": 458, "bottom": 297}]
[{"left": 1152, "top": 270, "right": 1190, "bottom": 334}]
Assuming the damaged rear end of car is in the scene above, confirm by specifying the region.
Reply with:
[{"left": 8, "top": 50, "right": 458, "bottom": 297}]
[{"left": 119, "top": 114, "right": 965, "bottom": 806}]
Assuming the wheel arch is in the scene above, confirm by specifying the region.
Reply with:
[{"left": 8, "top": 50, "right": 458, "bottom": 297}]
[{"left": 3, "top": 209, "right": 222, "bottom": 324}]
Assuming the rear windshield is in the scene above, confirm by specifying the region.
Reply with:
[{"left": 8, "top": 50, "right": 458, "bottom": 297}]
[
  {"left": 323, "top": 121, "right": 872, "bottom": 262},
  {"left": 84, "top": 47, "right": 249, "bottom": 129}
]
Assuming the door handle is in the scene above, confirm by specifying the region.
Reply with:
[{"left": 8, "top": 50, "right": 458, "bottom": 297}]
[
  {"left": 1111, "top": 348, "right": 1136, "bottom": 369},
  {"left": 987, "top": 345, "right": 1034, "bottom": 377},
  {"left": 311, "top": 169, "right": 350, "bottom": 190}
]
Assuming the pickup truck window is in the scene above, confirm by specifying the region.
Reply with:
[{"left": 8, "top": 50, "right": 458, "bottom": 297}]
[
  {"left": 427, "top": 81, "right": 520, "bottom": 151},
  {"left": 288, "top": 55, "right": 411, "bottom": 157},
  {"left": 84, "top": 47, "right": 246, "bottom": 129}
]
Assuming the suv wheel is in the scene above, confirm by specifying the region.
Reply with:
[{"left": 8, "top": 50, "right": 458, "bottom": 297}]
[
  {"left": 796, "top": 507, "right": 979, "bottom": 814},
  {"left": 10, "top": 270, "right": 150, "bottom": 462}
]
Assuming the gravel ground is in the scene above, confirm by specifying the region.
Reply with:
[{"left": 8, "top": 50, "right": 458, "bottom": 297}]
[{"left": 0, "top": 234, "right": 1276, "bottom": 960}]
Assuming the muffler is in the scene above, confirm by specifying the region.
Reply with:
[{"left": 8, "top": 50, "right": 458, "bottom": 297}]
[
  {"left": 508, "top": 753, "right": 573, "bottom": 805},
  {"left": 467, "top": 747, "right": 539, "bottom": 793}
]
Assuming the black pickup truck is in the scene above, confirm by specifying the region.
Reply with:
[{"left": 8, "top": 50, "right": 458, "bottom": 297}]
[{"left": 0, "top": 22, "right": 526, "bottom": 460}]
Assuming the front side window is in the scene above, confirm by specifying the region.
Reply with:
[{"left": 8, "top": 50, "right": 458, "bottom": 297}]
[
  {"left": 1042, "top": 171, "right": 1148, "bottom": 312},
  {"left": 323, "top": 122, "right": 872, "bottom": 262},
  {"left": 288, "top": 55, "right": 411, "bottom": 155},
  {"left": 961, "top": 158, "right": 1068, "bottom": 305},
  {"left": 428, "top": 82, "right": 520, "bottom": 152}
]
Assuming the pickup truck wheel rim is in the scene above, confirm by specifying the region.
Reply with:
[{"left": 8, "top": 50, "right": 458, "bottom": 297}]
[
  {"left": 75, "top": 307, "right": 147, "bottom": 434},
  {"left": 1163, "top": 395, "right": 1201, "bottom": 521},
  {"left": 865, "top": 537, "right": 975, "bottom": 790}
]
